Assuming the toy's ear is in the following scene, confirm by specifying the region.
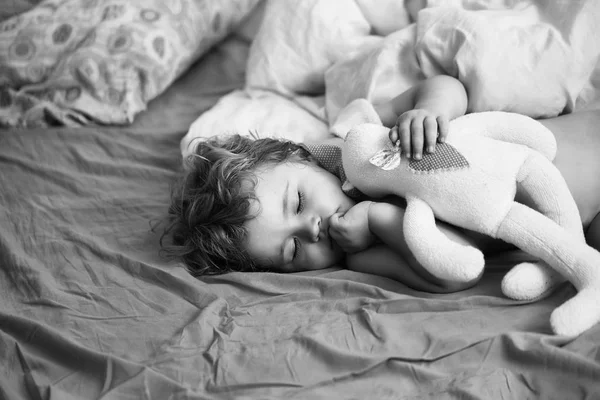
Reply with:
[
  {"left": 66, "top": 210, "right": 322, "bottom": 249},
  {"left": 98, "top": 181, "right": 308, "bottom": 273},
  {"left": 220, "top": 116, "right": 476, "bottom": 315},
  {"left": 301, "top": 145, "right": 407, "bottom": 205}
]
[
  {"left": 330, "top": 99, "right": 382, "bottom": 139},
  {"left": 450, "top": 112, "right": 557, "bottom": 161},
  {"left": 342, "top": 122, "right": 395, "bottom": 199}
]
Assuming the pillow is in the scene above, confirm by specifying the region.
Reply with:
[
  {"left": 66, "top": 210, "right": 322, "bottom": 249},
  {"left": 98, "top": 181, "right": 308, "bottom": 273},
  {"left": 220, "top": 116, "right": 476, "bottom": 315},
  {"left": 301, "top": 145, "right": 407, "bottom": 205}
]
[
  {"left": 415, "top": 5, "right": 600, "bottom": 117},
  {"left": 0, "top": 0, "right": 41, "bottom": 22},
  {"left": 0, "top": 0, "right": 260, "bottom": 127},
  {"left": 325, "top": 26, "right": 418, "bottom": 126},
  {"left": 245, "top": 0, "right": 378, "bottom": 96},
  {"left": 181, "top": 89, "right": 329, "bottom": 161},
  {"left": 354, "top": 0, "right": 412, "bottom": 36}
]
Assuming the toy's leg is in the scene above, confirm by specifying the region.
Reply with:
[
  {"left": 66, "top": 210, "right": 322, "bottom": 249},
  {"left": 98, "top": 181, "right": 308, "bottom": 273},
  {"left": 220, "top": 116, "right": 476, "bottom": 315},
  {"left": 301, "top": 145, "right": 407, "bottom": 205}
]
[
  {"left": 502, "top": 262, "right": 564, "bottom": 300},
  {"left": 501, "top": 152, "right": 586, "bottom": 300},
  {"left": 403, "top": 196, "right": 485, "bottom": 282},
  {"left": 497, "top": 202, "right": 600, "bottom": 336}
]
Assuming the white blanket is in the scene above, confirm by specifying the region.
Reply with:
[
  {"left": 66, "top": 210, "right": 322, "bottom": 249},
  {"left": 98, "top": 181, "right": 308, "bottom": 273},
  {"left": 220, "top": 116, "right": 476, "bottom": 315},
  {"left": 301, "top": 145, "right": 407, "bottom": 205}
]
[{"left": 181, "top": 0, "right": 600, "bottom": 159}]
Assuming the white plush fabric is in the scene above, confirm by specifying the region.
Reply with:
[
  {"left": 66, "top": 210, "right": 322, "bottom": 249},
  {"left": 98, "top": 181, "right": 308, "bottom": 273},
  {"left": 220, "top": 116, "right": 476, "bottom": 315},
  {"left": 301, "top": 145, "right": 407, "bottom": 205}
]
[{"left": 181, "top": 0, "right": 600, "bottom": 158}]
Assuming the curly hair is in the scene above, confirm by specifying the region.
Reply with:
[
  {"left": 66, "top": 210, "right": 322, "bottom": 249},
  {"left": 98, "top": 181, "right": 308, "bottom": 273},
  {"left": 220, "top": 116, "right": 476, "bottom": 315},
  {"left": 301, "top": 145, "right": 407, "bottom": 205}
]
[{"left": 160, "top": 134, "right": 314, "bottom": 276}]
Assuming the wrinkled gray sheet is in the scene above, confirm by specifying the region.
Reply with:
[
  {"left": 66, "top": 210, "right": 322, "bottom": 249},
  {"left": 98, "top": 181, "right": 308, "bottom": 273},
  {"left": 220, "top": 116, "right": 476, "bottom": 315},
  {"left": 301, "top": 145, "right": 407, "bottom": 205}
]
[{"left": 1, "top": 35, "right": 599, "bottom": 400}]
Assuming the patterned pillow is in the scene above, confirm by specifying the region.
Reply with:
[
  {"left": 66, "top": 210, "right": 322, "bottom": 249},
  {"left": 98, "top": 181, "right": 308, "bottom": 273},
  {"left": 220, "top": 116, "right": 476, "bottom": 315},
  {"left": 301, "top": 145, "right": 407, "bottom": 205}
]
[
  {"left": 0, "top": 0, "right": 42, "bottom": 23},
  {"left": 0, "top": 0, "right": 260, "bottom": 127}
]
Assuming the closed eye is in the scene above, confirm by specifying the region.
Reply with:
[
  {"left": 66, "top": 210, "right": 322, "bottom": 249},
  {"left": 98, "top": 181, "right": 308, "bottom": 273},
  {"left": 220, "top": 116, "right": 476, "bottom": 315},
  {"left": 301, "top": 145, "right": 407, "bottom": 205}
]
[
  {"left": 297, "top": 191, "right": 305, "bottom": 213},
  {"left": 292, "top": 237, "right": 301, "bottom": 260}
]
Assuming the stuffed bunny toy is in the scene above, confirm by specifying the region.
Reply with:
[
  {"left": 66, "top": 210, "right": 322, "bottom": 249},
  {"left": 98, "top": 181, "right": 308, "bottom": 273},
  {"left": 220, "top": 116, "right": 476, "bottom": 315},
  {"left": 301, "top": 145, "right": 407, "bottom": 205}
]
[{"left": 333, "top": 99, "right": 600, "bottom": 337}]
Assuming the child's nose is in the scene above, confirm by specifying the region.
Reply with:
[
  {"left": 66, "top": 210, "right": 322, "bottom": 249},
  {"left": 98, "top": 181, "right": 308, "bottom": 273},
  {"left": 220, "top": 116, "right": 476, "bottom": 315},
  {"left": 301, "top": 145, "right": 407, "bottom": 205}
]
[{"left": 298, "top": 215, "right": 321, "bottom": 242}]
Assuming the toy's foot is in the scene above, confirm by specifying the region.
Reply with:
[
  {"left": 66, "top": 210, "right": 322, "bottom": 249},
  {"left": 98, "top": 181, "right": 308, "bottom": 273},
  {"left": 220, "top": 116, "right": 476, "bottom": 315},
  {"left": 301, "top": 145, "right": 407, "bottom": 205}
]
[
  {"left": 551, "top": 287, "right": 600, "bottom": 336},
  {"left": 448, "top": 245, "right": 486, "bottom": 282},
  {"left": 413, "top": 239, "right": 485, "bottom": 282},
  {"left": 501, "top": 262, "right": 565, "bottom": 301}
]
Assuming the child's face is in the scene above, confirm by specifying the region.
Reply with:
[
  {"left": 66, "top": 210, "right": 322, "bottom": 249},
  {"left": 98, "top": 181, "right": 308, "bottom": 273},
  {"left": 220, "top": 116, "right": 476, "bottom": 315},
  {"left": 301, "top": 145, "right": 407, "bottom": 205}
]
[{"left": 244, "top": 160, "right": 356, "bottom": 272}]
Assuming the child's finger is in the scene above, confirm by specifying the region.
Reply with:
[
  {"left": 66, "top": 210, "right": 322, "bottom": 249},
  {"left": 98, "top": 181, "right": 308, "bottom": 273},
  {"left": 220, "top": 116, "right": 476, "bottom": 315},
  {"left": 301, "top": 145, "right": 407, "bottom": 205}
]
[
  {"left": 398, "top": 119, "right": 412, "bottom": 158},
  {"left": 329, "top": 227, "right": 342, "bottom": 244},
  {"left": 389, "top": 126, "right": 399, "bottom": 144},
  {"left": 329, "top": 213, "right": 344, "bottom": 230},
  {"left": 328, "top": 223, "right": 350, "bottom": 250},
  {"left": 437, "top": 116, "right": 448, "bottom": 143},
  {"left": 410, "top": 118, "right": 424, "bottom": 160},
  {"left": 424, "top": 116, "right": 438, "bottom": 153}
]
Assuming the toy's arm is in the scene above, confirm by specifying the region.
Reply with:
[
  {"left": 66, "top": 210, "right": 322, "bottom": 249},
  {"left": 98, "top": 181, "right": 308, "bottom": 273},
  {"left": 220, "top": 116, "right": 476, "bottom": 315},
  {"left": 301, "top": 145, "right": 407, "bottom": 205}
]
[
  {"left": 402, "top": 196, "right": 485, "bottom": 282},
  {"left": 450, "top": 112, "right": 557, "bottom": 160},
  {"left": 345, "top": 199, "right": 482, "bottom": 292}
]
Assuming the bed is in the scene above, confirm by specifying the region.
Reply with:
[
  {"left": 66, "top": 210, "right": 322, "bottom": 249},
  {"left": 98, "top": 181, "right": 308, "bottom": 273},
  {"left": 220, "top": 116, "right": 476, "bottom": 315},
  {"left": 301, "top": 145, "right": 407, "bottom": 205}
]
[{"left": 2, "top": 1, "right": 600, "bottom": 399}]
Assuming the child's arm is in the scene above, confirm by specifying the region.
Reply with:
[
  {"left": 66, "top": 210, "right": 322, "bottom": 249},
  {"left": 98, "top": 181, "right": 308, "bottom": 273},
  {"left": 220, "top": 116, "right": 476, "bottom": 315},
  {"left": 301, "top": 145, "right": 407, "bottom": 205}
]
[
  {"left": 374, "top": 75, "right": 468, "bottom": 125},
  {"left": 331, "top": 199, "right": 482, "bottom": 292},
  {"left": 346, "top": 244, "right": 475, "bottom": 293},
  {"left": 374, "top": 75, "right": 468, "bottom": 160}
]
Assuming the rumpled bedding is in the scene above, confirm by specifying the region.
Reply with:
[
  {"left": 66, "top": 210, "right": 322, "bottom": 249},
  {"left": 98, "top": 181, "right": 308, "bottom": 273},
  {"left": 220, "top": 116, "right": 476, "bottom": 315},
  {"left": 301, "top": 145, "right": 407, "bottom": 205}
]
[
  {"left": 181, "top": 0, "right": 600, "bottom": 157},
  {"left": 2, "top": 2, "right": 600, "bottom": 399}
]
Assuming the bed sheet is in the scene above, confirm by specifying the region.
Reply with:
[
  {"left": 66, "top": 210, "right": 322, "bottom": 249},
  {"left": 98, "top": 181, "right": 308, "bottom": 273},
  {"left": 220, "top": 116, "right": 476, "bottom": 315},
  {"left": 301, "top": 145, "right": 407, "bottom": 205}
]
[{"left": 1, "top": 32, "right": 600, "bottom": 400}]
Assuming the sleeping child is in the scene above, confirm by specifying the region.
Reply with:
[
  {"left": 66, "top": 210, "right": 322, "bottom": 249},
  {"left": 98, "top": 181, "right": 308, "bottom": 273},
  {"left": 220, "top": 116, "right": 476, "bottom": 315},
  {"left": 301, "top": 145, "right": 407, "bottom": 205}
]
[{"left": 161, "top": 75, "right": 600, "bottom": 294}]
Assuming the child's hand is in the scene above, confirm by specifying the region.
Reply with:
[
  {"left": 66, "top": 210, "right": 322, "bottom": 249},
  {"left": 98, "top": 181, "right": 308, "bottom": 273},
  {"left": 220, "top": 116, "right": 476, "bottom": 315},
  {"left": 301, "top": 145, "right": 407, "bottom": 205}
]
[
  {"left": 329, "top": 201, "right": 376, "bottom": 253},
  {"left": 388, "top": 109, "right": 449, "bottom": 160}
]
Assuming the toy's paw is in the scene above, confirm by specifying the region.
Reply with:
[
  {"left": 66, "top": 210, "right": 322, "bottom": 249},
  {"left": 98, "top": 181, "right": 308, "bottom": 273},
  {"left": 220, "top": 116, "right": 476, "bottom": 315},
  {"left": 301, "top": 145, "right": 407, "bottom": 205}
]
[
  {"left": 330, "top": 99, "right": 382, "bottom": 139},
  {"left": 551, "top": 287, "right": 600, "bottom": 336},
  {"left": 501, "top": 262, "right": 565, "bottom": 301},
  {"left": 421, "top": 244, "right": 485, "bottom": 282}
]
